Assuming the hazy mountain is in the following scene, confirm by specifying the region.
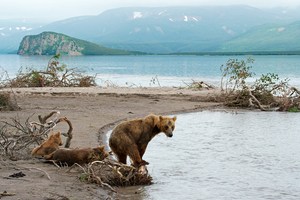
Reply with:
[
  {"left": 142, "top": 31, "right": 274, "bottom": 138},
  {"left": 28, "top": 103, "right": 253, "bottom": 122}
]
[
  {"left": 0, "top": 19, "right": 45, "bottom": 53},
  {"left": 40, "top": 6, "right": 298, "bottom": 53},
  {"left": 18, "top": 32, "right": 138, "bottom": 55},
  {"left": 1, "top": 6, "right": 300, "bottom": 53},
  {"left": 218, "top": 21, "right": 300, "bottom": 52}
]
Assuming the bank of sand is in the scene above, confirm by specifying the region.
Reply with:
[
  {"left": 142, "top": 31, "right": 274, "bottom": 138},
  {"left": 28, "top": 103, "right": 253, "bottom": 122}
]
[{"left": 0, "top": 86, "right": 222, "bottom": 199}]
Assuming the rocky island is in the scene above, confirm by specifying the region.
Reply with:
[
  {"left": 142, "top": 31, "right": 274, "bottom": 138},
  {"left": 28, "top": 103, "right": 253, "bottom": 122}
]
[{"left": 17, "top": 31, "right": 138, "bottom": 55}]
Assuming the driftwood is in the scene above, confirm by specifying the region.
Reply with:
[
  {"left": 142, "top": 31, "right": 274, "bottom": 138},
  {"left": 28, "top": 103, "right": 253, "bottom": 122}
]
[
  {"left": 0, "top": 191, "right": 16, "bottom": 198},
  {"left": 224, "top": 84, "right": 300, "bottom": 112},
  {"left": 5, "top": 55, "right": 96, "bottom": 88},
  {"left": 56, "top": 117, "right": 73, "bottom": 148},
  {"left": 30, "top": 111, "right": 72, "bottom": 148},
  {"left": 289, "top": 87, "right": 300, "bottom": 97},
  {"left": 184, "top": 80, "right": 215, "bottom": 90},
  {"left": 0, "top": 111, "right": 73, "bottom": 160},
  {"left": 248, "top": 88, "right": 268, "bottom": 111},
  {"left": 28, "top": 167, "right": 51, "bottom": 180},
  {"left": 80, "top": 158, "right": 152, "bottom": 191}
]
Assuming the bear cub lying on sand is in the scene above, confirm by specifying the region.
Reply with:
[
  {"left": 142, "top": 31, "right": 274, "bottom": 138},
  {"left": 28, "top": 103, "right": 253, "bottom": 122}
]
[
  {"left": 109, "top": 114, "right": 176, "bottom": 168},
  {"left": 44, "top": 146, "right": 109, "bottom": 165}
]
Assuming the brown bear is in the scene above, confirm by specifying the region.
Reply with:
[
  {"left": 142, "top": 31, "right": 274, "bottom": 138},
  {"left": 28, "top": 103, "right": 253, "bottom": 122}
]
[
  {"left": 31, "top": 131, "right": 63, "bottom": 157},
  {"left": 109, "top": 114, "right": 176, "bottom": 168},
  {"left": 44, "top": 146, "right": 109, "bottom": 165}
]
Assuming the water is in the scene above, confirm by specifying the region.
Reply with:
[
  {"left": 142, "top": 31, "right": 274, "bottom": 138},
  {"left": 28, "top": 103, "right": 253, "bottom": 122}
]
[
  {"left": 1, "top": 54, "right": 299, "bottom": 198},
  {"left": 0, "top": 54, "right": 300, "bottom": 87},
  {"left": 109, "top": 111, "right": 300, "bottom": 200}
]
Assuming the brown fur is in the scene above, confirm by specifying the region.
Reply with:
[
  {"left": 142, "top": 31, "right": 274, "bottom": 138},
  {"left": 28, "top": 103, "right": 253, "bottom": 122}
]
[
  {"left": 31, "top": 132, "right": 63, "bottom": 157},
  {"left": 44, "top": 146, "right": 109, "bottom": 165},
  {"left": 109, "top": 114, "right": 176, "bottom": 167}
]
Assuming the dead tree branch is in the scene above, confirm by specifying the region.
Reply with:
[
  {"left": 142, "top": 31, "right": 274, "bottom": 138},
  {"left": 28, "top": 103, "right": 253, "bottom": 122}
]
[
  {"left": 248, "top": 88, "right": 268, "bottom": 111},
  {"left": 79, "top": 158, "right": 152, "bottom": 189},
  {"left": 0, "top": 111, "right": 73, "bottom": 160}
]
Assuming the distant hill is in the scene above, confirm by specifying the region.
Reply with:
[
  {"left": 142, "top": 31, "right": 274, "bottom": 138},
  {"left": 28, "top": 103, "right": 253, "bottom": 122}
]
[
  {"left": 218, "top": 21, "right": 300, "bottom": 52},
  {"left": 0, "top": 19, "right": 46, "bottom": 53},
  {"left": 1, "top": 6, "right": 300, "bottom": 54},
  {"left": 17, "top": 32, "right": 138, "bottom": 55},
  {"left": 36, "top": 6, "right": 300, "bottom": 53}
]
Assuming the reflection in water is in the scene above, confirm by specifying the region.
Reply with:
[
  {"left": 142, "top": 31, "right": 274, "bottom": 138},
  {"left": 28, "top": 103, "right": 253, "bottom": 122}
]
[{"left": 108, "top": 110, "right": 300, "bottom": 200}]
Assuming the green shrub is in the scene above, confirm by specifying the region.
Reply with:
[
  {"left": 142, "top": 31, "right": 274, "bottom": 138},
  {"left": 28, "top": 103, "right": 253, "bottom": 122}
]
[{"left": 6, "top": 54, "right": 96, "bottom": 88}]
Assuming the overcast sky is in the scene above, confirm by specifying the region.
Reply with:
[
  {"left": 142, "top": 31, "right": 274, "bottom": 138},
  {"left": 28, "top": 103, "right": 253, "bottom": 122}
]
[{"left": 1, "top": 0, "right": 300, "bottom": 22}]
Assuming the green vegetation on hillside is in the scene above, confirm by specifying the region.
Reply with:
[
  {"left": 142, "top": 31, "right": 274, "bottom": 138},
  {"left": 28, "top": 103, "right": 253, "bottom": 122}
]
[
  {"left": 73, "top": 36, "right": 144, "bottom": 55},
  {"left": 18, "top": 32, "right": 145, "bottom": 56},
  {"left": 219, "top": 22, "right": 300, "bottom": 52}
]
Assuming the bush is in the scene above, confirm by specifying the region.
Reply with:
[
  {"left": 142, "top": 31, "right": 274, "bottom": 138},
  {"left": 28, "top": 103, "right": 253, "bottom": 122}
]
[
  {"left": 6, "top": 54, "right": 96, "bottom": 88},
  {"left": 220, "top": 57, "right": 254, "bottom": 93},
  {"left": 0, "top": 93, "right": 20, "bottom": 111},
  {"left": 220, "top": 57, "right": 299, "bottom": 111}
]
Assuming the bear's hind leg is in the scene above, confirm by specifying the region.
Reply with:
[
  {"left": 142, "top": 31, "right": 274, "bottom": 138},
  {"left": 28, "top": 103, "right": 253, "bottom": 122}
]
[
  {"left": 138, "top": 144, "right": 149, "bottom": 165},
  {"left": 116, "top": 153, "right": 127, "bottom": 164},
  {"left": 128, "top": 144, "right": 143, "bottom": 168}
]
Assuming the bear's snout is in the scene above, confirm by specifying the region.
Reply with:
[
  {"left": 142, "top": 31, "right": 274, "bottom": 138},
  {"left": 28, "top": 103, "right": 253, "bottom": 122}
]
[{"left": 166, "top": 132, "right": 173, "bottom": 137}]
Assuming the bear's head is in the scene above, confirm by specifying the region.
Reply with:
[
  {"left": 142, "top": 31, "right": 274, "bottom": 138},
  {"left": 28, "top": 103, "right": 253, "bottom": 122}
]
[
  {"left": 50, "top": 131, "right": 63, "bottom": 146},
  {"left": 31, "top": 131, "right": 63, "bottom": 156},
  {"left": 158, "top": 115, "right": 177, "bottom": 137},
  {"left": 92, "top": 145, "right": 109, "bottom": 161}
]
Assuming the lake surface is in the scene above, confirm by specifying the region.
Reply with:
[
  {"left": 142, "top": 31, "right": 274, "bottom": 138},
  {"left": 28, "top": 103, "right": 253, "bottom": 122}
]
[
  {"left": 109, "top": 111, "right": 300, "bottom": 200},
  {"left": 0, "top": 54, "right": 300, "bottom": 87},
  {"left": 1, "top": 54, "right": 299, "bottom": 198}
]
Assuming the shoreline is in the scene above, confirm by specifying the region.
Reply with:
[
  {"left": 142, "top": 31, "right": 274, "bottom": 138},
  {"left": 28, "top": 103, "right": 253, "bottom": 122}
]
[
  {"left": 0, "top": 86, "right": 223, "bottom": 199},
  {"left": 97, "top": 102, "right": 223, "bottom": 151}
]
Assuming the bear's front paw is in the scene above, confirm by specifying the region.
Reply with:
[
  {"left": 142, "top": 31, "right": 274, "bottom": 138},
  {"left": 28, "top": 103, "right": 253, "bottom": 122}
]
[
  {"left": 141, "top": 160, "right": 149, "bottom": 166},
  {"left": 138, "top": 165, "right": 148, "bottom": 175}
]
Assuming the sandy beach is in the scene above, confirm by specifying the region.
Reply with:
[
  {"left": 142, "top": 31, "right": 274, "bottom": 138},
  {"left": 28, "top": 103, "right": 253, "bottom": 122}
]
[{"left": 0, "top": 86, "right": 222, "bottom": 199}]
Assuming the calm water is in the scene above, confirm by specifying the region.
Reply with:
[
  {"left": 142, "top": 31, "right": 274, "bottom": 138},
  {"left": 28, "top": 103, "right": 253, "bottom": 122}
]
[
  {"left": 0, "top": 54, "right": 300, "bottom": 87},
  {"left": 2, "top": 54, "right": 299, "bottom": 198},
  {"left": 109, "top": 111, "right": 300, "bottom": 200}
]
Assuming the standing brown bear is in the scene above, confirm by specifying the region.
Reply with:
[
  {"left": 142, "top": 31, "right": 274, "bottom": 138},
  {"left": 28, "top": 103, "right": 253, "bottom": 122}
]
[{"left": 109, "top": 114, "right": 176, "bottom": 168}]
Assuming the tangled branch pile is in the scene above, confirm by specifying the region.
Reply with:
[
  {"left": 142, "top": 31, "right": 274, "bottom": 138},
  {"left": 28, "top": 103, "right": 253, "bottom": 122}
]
[
  {"left": 0, "top": 111, "right": 72, "bottom": 160},
  {"left": 3, "top": 54, "right": 96, "bottom": 88},
  {"left": 80, "top": 159, "right": 152, "bottom": 190},
  {"left": 0, "top": 68, "right": 20, "bottom": 111},
  {"left": 220, "top": 58, "right": 300, "bottom": 111},
  {"left": 184, "top": 80, "right": 215, "bottom": 90},
  {"left": 0, "top": 92, "right": 20, "bottom": 111}
]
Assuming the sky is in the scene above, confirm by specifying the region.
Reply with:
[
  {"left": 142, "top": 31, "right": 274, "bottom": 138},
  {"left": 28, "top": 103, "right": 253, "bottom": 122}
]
[{"left": 1, "top": 0, "right": 300, "bottom": 22}]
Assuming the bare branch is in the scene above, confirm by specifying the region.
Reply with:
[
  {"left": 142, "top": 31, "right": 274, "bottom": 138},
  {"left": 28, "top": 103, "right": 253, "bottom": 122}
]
[
  {"left": 0, "top": 111, "right": 73, "bottom": 160},
  {"left": 248, "top": 89, "right": 268, "bottom": 111},
  {"left": 28, "top": 167, "right": 51, "bottom": 180},
  {"left": 55, "top": 117, "right": 73, "bottom": 148}
]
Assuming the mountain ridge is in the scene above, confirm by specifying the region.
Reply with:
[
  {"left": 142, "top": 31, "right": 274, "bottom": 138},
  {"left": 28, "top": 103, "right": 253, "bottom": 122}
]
[
  {"left": 1, "top": 5, "right": 300, "bottom": 54},
  {"left": 218, "top": 21, "right": 300, "bottom": 52}
]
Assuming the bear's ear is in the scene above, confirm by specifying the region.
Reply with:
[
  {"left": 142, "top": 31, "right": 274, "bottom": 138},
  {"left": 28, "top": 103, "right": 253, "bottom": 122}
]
[
  {"left": 48, "top": 133, "right": 55, "bottom": 139},
  {"left": 173, "top": 116, "right": 177, "bottom": 121},
  {"left": 99, "top": 145, "right": 105, "bottom": 151},
  {"left": 53, "top": 131, "right": 60, "bottom": 136},
  {"left": 159, "top": 115, "right": 163, "bottom": 121},
  {"left": 55, "top": 131, "right": 61, "bottom": 137}
]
